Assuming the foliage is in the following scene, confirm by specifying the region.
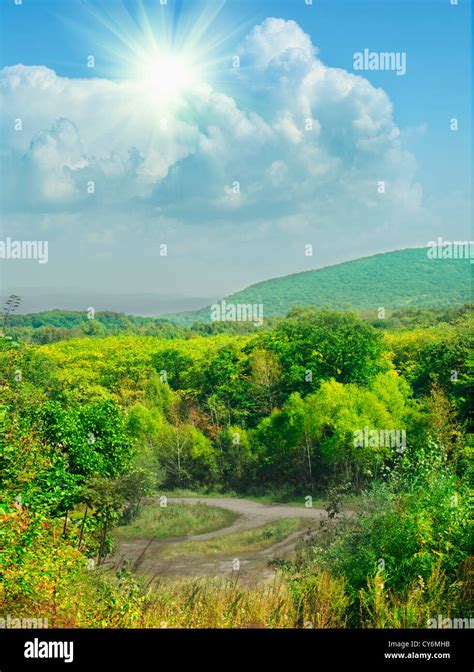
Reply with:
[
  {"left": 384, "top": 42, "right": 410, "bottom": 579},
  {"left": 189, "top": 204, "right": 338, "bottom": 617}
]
[
  {"left": 41, "top": 400, "right": 133, "bottom": 477},
  {"left": 291, "top": 440, "right": 471, "bottom": 624},
  {"left": 385, "top": 315, "right": 471, "bottom": 418},
  {"left": 0, "top": 303, "right": 470, "bottom": 629},
  {"left": 253, "top": 371, "right": 418, "bottom": 488},
  {"left": 251, "top": 308, "right": 385, "bottom": 397}
]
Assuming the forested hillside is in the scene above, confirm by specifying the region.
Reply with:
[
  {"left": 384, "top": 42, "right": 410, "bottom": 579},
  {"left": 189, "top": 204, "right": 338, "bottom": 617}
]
[{"left": 166, "top": 248, "right": 472, "bottom": 324}]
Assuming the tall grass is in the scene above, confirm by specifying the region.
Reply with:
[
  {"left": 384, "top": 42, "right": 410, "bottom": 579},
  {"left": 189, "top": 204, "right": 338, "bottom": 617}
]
[
  {"left": 114, "top": 502, "right": 237, "bottom": 540},
  {"left": 3, "top": 541, "right": 465, "bottom": 629},
  {"left": 359, "top": 563, "right": 470, "bottom": 628}
]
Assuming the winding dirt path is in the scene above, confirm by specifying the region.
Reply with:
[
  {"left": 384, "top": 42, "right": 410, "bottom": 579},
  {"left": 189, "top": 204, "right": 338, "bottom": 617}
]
[{"left": 110, "top": 497, "right": 329, "bottom": 585}]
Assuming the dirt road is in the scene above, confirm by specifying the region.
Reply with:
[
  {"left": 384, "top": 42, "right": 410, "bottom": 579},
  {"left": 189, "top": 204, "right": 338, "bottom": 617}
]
[{"left": 110, "top": 497, "right": 328, "bottom": 585}]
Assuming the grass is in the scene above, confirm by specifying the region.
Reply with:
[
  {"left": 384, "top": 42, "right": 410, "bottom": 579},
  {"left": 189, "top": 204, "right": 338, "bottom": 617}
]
[
  {"left": 161, "top": 517, "right": 304, "bottom": 560},
  {"left": 114, "top": 502, "right": 238, "bottom": 540},
  {"left": 141, "top": 578, "right": 297, "bottom": 628},
  {"left": 10, "top": 562, "right": 458, "bottom": 629}
]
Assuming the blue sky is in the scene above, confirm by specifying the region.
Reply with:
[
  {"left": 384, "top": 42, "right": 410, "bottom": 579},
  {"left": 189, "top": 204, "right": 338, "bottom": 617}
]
[{"left": 0, "top": 0, "right": 471, "bottom": 305}]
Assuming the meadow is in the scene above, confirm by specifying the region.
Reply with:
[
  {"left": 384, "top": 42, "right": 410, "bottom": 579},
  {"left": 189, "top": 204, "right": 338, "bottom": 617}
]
[{"left": 114, "top": 501, "right": 238, "bottom": 540}]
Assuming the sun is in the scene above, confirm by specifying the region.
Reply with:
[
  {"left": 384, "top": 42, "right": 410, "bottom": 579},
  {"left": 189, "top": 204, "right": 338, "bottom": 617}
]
[
  {"left": 78, "top": 0, "right": 253, "bottom": 109},
  {"left": 137, "top": 50, "right": 200, "bottom": 102}
]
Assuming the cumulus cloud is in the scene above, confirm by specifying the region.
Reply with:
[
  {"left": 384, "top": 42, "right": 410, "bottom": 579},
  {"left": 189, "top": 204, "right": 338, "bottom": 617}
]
[
  {"left": 149, "top": 18, "right": 424, "bottom": 236},
  {"left": 0, "top": 65, "right": 201, "bottom": 207},
  {"left": 21, "top": 118, "right": 87, "bottom": 203},
  {"left": 238, "top": 17, "right": 316, "bottom": 69},
  {"left": 0, "top": 17, "right": 435, "bottom": 256}
]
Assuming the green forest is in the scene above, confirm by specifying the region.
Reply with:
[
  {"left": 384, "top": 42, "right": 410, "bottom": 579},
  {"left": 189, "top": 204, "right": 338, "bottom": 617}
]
[
  {"left": 0, "top": 304, "right": 472, "bottom": 628},
  {"left": 164, "top": 248, "right": 472, "bottom": 324}
]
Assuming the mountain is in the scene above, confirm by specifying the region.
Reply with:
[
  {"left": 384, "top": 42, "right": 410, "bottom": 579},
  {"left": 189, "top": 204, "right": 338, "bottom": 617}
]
[{"left": 164, "top": 248, "right": 472, "bottom": 324}]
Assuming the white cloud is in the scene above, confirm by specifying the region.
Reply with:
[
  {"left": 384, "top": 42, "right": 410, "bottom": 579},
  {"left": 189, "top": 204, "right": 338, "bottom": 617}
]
[
  {"left": 1, "top": 65, "right": 201, "bottom": 207},
  {"left": 0, "top": 18, "right": 438, "bottom": 256},
  {"left": 238, "top": 18, "right": 316, "bottom": 69},
  {"left": 23, "top": 118, "right": 87, "bottom": 202}
]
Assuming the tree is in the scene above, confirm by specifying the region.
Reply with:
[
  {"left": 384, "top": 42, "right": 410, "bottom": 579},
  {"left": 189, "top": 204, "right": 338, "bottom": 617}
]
[
  {"left": 42, "top": 400, "right": 133, "bottom": 477},
  {"left": 253, "top": 308, "right": 385, "bottom": 397},
  {"left": 152, "top": 421, "right": 218, "bottom": 487},
  {"left": 387, "top": 317, "right": 470, "bottom": 418},
  {"left": 254, "top": 372, "right": 416, "bottom": 489},
  {"left": 127, "top": 402, "right": 219, "bottom": 488},
  {"left": 81, "top": 320, "right": 106, "bottom": 337},
  {"left": 215, "top": 426, "right": 254, "bottom": 489},
  {"left": 2, "top": 295, "right": 21, "bottom": 330},
  {"left": 249, "top": 348, "right": 283, "bottom": 415}
]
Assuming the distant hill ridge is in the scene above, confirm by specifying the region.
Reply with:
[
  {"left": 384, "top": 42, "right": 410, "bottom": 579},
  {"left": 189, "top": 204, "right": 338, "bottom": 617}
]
[{"left": 164, "top": 247, "right": 472, "bottom": 324}]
